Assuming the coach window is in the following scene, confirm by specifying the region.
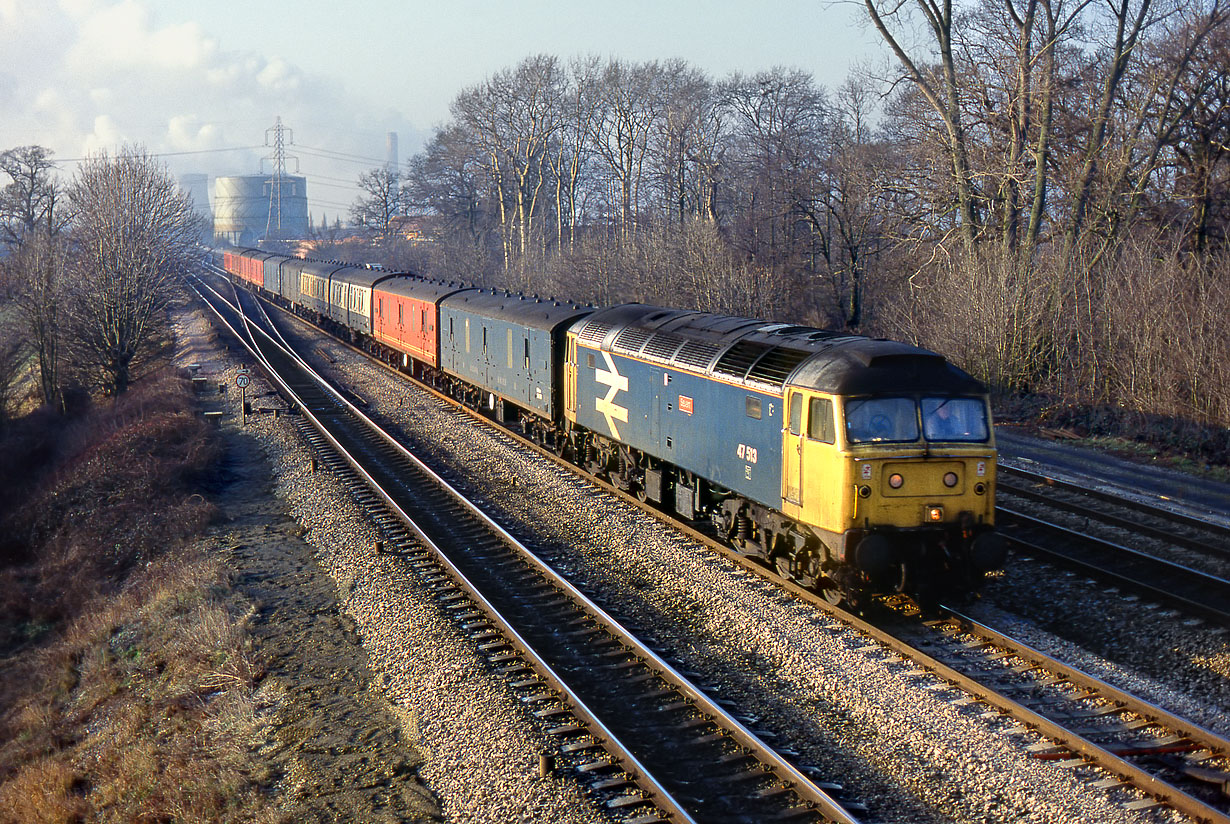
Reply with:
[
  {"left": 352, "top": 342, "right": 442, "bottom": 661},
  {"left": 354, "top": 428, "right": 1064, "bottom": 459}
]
[
  {"left": 807, "top": 397, "right": 835, "bottom": 443},
  {"left": 788, "top": 392, "right": 803, "bottom": 436}
]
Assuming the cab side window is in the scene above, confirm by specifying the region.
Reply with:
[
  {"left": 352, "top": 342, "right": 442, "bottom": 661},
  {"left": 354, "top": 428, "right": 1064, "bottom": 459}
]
[
  {"left": 807, "top": 397, "right": 835, "bottom": 443},
  {"left": 788, "top": 392, "right": 803, "bottom": 436}
]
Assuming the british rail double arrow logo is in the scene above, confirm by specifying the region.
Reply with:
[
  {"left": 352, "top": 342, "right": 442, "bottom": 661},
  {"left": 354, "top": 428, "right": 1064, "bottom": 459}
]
[{"left": 595, "top": 351, "right": 629, "bottom": 438}]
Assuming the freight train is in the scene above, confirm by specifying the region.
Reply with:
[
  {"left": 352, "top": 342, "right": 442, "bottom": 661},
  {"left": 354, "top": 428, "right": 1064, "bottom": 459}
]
[{"left": 220, "top": 247, "right": 1006, "bottom": 608}]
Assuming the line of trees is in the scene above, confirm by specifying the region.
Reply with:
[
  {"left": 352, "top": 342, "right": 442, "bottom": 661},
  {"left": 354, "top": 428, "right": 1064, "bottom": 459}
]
[
  {"left": 0, "top": 145, "right": 202, "bottom": 415},
  {"left": 340, "top": 1, "right": 1229, "bottom": 444}
]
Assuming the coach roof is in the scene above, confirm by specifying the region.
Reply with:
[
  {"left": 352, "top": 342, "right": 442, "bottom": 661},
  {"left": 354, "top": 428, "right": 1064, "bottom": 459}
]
[{"left": 441, "top": 289, "right": 592, "bottom": 333}]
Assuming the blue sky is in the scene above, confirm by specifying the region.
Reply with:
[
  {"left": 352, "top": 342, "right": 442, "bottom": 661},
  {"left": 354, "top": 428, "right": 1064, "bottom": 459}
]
[{"left": 0, "top": 0, "right": 882, "bottom": 219}]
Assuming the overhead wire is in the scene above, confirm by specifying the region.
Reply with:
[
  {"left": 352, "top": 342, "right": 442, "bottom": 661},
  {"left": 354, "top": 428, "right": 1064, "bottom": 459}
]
[
  {"left": 59, "top": 145, "right": 264, "bottom": 163},
  {"left": 295, "top": 143, "right": 386, "bottom": 164}
]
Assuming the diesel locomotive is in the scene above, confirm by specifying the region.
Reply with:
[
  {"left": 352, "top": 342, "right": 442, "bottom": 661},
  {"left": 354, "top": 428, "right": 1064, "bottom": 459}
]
[{"left": 221, "top": 247, "right": 1006, "bottom": 607}]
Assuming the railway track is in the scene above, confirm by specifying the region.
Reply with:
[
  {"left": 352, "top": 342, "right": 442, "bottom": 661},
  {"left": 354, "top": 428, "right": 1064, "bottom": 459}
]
[
  {"left": 998, "top": 465, "right": 1230, "bottom": 561},
  {"left": 189, "top": 274, "right": 865, "bottom": 824},
  {"left": 196, "top": 270, "right": 1230, "bottom": 823},
  {"left": 877, "top": 603, "right": 1230, "bottom": 823},
  {"left": 995, "top": 469, "right": 1230, "bottom": 625}
]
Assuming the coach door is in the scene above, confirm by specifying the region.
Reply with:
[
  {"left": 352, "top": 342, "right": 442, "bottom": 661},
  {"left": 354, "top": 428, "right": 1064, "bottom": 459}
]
[{"left": 783, "top": 391, "right": 805, "bottom": 506}]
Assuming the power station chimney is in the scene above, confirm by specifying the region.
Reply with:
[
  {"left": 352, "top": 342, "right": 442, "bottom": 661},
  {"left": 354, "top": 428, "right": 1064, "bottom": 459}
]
[
  {"left": 386, "top": 131, "right": 398, "bottom": 170},
  {"left": 386, "top": 131, "right": 400, "bottom": 216}
]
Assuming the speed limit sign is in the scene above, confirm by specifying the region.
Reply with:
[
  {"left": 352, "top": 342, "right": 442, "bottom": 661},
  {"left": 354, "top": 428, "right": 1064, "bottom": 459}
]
[{"left": 236, "top": 374, "right": 250, "bottom": 388}]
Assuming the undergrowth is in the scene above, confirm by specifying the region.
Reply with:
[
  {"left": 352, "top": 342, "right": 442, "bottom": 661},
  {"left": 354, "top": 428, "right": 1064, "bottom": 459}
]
[{"left": 0, "top": 367, "right": 283, "bottom": 823}]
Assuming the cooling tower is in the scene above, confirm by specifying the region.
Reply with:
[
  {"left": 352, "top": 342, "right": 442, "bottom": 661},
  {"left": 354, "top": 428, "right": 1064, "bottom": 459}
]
[{"left": 213, "top": 174, "right": 308, "bottom": 245}]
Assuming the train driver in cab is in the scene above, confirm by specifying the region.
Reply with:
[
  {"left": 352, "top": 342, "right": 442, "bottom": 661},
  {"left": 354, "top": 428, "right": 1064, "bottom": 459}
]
[{"left": 922, "top": 397, "right": 988, "bottom": 441}]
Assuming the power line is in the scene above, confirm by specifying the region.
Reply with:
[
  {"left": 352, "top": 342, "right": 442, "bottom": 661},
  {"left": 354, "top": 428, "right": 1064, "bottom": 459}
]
[
  {"left": 59, "top": 145, "right": 263, "bottom": 163},
  {"left": 296, "top": 143, "right": 386, "bottom": 164},
  {"left": 308, "top": 180, "right": 363, "bottom": 191},
  {"left": 296, "top": 148, "right": 379, "bottom": 167}
]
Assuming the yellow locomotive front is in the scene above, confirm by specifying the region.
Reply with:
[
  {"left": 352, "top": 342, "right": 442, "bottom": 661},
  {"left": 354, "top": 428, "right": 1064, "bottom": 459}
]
[{"left": 780, "top": 386, "right": 1005, "bottom": 606}]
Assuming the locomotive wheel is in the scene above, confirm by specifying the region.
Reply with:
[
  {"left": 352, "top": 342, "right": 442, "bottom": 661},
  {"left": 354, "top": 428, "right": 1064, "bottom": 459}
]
[
  {"left": 773, "top": 553, "right": 794, "bottom": 582},
  {"left": 819, "top": 580, "right": 845, "bottom": 607}
]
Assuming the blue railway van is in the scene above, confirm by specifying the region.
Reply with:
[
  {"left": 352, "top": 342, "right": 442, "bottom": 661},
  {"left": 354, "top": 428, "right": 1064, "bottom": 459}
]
[
  {"left": 438, "top": 290, "right": 591, "bottom": 420},
  {"left": 259, "top": 251, "right": 285, "bottom": 296}
]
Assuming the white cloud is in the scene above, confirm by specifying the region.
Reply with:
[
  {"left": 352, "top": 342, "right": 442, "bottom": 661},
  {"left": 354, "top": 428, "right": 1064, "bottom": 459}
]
[{"left": 0, "top": 0, "right": 423, "bottom": 217}]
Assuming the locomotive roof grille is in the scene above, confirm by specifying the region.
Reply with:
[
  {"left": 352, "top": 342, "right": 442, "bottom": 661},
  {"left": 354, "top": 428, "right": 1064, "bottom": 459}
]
[
  {"left": 675, "top": 340, "right": 721, "bottom": 370},
  {"left": 642, "top": 332, "right": 686, "bottom": 360},
  {"left": 713, "top": 340, "right": 773, "bottom": 379},
  {"left": 747, "top": 347, "right": 812, "bottom": 385},
  {"left": 577, "top": 319, "right": 614, "bottom": 344},
  {"left": 613, "top": 326, "right": 653, "bottom": 354}
]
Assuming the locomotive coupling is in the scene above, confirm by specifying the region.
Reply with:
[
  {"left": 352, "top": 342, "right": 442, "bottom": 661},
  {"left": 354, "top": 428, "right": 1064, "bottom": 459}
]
[
  {"left": 854, "top": 534, "right": 895, "bottom": 578},
  {"left": 968, "top": 531, "right": 1008, "bottom": 571}
]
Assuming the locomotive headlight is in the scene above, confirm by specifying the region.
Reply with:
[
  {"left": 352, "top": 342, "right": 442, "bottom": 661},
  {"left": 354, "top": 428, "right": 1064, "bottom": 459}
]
[
  {"left": 888, "top": 473, "right": 904, "bottom": 489},
  {"left": 927, "top": 506, "right": 944, "bottom": 522},
  {"left": 974, "top": 482, "right": 987, "bottom": 495},
  {"left": 943, "top": 472, "right": 959, "bottom": 488},
  {"left": 858, "top": 485, "right": 872, "bottom": 498}
]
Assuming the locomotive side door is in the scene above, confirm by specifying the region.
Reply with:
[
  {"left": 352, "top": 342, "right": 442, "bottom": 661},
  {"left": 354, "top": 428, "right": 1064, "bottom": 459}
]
[
  {"left": 783, "top": 390, "right": 805, "bottom": 506},
  {"left": 563, "top": 336, "right": 579, "bottom": 421}
]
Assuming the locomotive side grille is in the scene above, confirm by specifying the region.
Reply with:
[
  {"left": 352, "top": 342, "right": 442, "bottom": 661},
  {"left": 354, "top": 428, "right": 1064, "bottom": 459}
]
[
  {"left": 747, "top": 347, "right": 812, "bottom": 386},
  {"left": 675, "top": 340, "right": 722, "bottom": 371},
  {"left": 713, "top": 340, "right": 772, "bottom": 379},
  {"left": 577, "top": 320, "right": 614, "bottom": 345},
  {"left": 613, "top": 326, "right": 653, "bottom": 354},
  {"left": 642, "top": 332, "right": 686, "bottom": 361}
]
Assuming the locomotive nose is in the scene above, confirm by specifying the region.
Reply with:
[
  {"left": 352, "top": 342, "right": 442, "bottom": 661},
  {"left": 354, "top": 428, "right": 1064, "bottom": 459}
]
[{"left": 968, "top": 531, "right": 1008, "bottom": 571}]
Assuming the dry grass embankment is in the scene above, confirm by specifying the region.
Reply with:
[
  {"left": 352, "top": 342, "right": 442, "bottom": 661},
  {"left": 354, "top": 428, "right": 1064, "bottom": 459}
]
[{"left": 0, "top": 368, "right": 282, "bottom": 824}]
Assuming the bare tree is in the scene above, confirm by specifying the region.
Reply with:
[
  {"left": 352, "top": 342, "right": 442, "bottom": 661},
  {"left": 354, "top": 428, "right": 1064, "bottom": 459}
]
[
  {"left": 453, "top": 55, "right": 566, "bottom": 277},
  {"left": 0, "top": 317, "right": 25, "bottom": 428},
  {"left": 0, "top": 145, "right": 68, "bottom": 248},
  {"left": 589, "top": 59, "right": 663, "bottom": 239},
  {"left": 350, "top": 167, "right": 402, "bottom": 235},
  {"left": 546, "top": 55, "right": 601, "bottom": 251},
  {"left": 67, "top": 147, "right": 201, "bottom": 395},
  {"left": 862, "top": 0, "right": 983, "bottom": 249},
  {"left": 8, "top": 232, "right": 69, "bottom": 407}
]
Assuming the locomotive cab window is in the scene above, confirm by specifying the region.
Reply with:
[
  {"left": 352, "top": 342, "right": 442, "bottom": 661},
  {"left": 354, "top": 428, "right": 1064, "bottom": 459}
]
[
  {"left": 807, "top": 397, "right": 835, "bottom": 443},
  {"left": 846, "top": 397, "right": 919, "bottom": 443},
  {"left": 788, "top": 392, "right": 803, "bottom": 436},
  {"left": 922, "top": 397, "right": 989, "bottom": 442}
]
